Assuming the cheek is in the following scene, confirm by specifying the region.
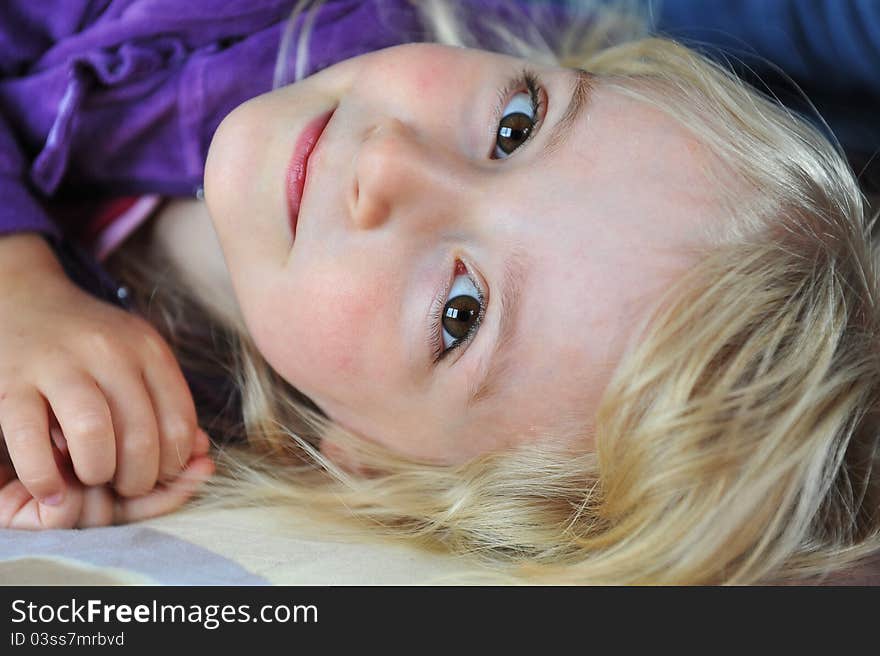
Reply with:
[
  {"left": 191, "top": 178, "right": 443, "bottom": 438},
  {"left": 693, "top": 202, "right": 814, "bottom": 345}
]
[
  {"left": 371, "top": 44, "right": 482, "bottom": 112},
  {"left": 246, "top": 266, "right": 397, "bottom": 389},
  {"left": 411, "top": 54, "right": 461, "bottom": 97}
]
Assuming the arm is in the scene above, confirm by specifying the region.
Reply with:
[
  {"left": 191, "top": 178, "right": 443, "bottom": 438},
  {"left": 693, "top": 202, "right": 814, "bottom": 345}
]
[
  {"left": 0, "top": 2, "right": 216, "bottom": 528},
  {"left": 0, "top": 233, "right": 65, "bottom": 277},
  {"left": 0, "top": 110, "right": 65, "bottom": 244},
  {"left": 0, "top": 230, "right": 214, "bottom": 529}
]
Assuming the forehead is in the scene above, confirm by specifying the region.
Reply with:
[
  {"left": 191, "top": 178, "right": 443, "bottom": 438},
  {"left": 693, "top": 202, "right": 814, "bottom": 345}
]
[{"left": 466, "top": 80, "right": 722, "bottom": 449}]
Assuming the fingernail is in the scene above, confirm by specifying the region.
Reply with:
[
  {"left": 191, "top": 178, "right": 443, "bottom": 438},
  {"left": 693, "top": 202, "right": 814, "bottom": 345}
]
[{"left": 41, "top": 493, "right": 64, "bottom": 506}]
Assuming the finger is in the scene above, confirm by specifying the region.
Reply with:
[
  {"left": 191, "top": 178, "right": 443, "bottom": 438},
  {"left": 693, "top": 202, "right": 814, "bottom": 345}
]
[
  {"left": 140, "top": 339, "right": 198, "bottom": 482},
  {"left": 2, "top": 450, "right": 85, "bottom": 529},
  {"left": 49, "top": 414, "right": 68, "bottom": 456},
  {"left": 90, "top": 365, "right": 160, "bottom": 498},
  {"left": 0, "top": 463, "right": 32, "bottom": 526},
  {"left": 39, "top": 371, "right": 115, "bottom": 486},
  {"left": 0, "top": 386, "right": 67, "bottom": 504},
  {"left": 76, "top": 484, "right": 114, "bottom": 528},
  {"left": 193, "top": 428, "right": 211, "bottom": 457},
  {"left": 6, "top": 483, "right": 85, "bottom": 530},
  {"left": 113, "top": 455, "right": 214, "bottom": 525}
]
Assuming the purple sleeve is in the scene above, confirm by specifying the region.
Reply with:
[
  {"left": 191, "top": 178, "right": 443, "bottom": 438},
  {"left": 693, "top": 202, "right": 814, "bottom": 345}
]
[
  {"left": 0, "top": 0, "right": 102, "bottom": 244},
  {"left": 0, "top": 1, "right": 107, "bottom": 76},
  {"left": 0, "top": 111, "right": 63, "bottom": 243}
]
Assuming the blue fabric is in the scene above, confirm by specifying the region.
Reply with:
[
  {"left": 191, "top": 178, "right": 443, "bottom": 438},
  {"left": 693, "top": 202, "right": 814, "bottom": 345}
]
[
  {"left": 650, "top": 0, "right": 880, "bottom": 94},
  {"left": 650, "top": 0, "right": 880, "bottom": 180},
  {"left": 0, "top": 525, "right": 269, "bottom": 585}
]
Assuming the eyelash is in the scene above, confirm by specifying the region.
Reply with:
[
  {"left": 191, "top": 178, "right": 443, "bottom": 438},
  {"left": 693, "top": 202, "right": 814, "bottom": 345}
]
[{"left": 427, "top": 71, "right": 545, "bottom": 364}]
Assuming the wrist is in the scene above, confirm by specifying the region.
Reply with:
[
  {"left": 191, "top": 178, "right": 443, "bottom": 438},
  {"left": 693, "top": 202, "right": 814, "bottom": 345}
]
[{"left": 0, "top": 232, "right": 65, "bottom": 277}]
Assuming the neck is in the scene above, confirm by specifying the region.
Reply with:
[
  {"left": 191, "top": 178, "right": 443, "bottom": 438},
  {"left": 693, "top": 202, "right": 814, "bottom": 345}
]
[{"left": 150, "top": 198, "right": 244, "bottom": 328}]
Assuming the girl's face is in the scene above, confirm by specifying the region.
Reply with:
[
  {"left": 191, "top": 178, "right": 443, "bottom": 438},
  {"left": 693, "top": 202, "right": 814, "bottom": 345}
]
[{"left": 204, "top": 43, "right": 720, "bottom": 466}]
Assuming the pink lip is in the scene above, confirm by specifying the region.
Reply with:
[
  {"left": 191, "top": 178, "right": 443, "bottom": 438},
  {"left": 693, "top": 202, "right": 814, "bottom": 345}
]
[{"left": 286, "top": 108, "right": 334, "bottom": 241}]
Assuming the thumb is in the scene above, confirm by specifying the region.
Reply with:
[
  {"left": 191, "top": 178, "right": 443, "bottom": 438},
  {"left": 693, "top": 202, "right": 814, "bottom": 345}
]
[
  {"left": 192, "top": 428, "right": 212, "bottom": 457},
  {"left": 113, "top": 455, "right": 215, "bottom": 525}
]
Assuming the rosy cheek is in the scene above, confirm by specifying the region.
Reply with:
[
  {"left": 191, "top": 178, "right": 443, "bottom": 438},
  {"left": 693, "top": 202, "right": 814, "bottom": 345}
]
[
  {"left": 400, "top": 46, "right": 468, "bottom": 103},
  {"left": 415, "top": 64, "right": 449, "bottom": 98},
  {"left": 254, "top": 270, "right": 397, "bottom": 388}
]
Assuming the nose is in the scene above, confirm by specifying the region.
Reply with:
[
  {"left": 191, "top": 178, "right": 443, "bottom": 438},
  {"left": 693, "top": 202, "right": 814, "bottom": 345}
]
[{"left": 350, "top": 117, "right": 473, "bottom": 231}]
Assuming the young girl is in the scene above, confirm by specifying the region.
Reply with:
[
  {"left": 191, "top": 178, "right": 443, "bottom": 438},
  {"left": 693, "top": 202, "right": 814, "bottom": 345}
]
[{"left": 1, "top": 0, "right": 878, "bottom": 584}]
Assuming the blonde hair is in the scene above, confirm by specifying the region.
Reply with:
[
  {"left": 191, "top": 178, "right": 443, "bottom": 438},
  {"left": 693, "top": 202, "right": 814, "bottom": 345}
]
[{"left": 107, "top": 0, "right": 880, "bottom": 584}]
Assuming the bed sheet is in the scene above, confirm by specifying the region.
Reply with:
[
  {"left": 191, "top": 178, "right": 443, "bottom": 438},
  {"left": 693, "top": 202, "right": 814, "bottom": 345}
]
[
  {"left": 0, "top": 506, "right": 477, "bottom": 585},
  {"left": 2, "top": 504, "right": 879, "bottom": 585}
]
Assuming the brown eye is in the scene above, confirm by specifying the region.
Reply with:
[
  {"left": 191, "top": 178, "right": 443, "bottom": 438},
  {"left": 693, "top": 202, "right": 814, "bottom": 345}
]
[
  {"left": 497, "top": 112, "right": 534, "bottom": 155},
  {"left": 439, "top": 270, "right": 485, "bottom": 353},
  {"left": 495, "top": 91, "right": 536, "bottom": 158},
  {"left": 443, "top": 295, "right": 481, "bottom": 339}
]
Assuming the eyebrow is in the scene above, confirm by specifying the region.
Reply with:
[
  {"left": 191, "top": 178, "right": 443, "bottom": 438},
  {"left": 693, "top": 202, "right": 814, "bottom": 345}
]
[
  {"left": 466, "top": 68, "right": 594, "bottom": 409},
  {"left": 540, "top": 67, "right": 594, "bottom": 162}
]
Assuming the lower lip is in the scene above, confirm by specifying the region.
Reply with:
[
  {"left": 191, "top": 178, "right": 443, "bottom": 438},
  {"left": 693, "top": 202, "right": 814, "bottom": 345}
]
[{"left": 286, "top": 109, "right": 334, "bottom": 240}]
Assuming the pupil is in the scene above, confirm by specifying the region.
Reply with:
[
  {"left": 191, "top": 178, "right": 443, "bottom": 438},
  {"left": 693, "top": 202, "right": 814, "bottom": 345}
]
[
  {"left": 498, "top": 112, "right": 533, "bottom": 153},
  {"left": 442, "top": 295, "right": 480, "bottom": 339}
]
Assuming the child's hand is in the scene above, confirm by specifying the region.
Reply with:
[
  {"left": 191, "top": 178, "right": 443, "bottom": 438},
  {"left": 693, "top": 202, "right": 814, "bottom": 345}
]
[
  {"left": 0, "top": 236, "right": 205, "bottom": 508},
  {"left": 0, "top": 427, "right": 214, "bottom": 529}
]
